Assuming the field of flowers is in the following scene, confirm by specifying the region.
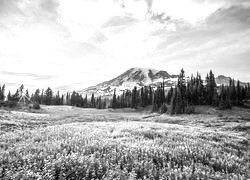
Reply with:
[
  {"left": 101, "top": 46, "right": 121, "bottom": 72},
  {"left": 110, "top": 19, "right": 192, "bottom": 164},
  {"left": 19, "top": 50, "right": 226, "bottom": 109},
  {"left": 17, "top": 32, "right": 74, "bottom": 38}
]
[{"left": 0, "top": 106, "right": 249, "bottom": 179}]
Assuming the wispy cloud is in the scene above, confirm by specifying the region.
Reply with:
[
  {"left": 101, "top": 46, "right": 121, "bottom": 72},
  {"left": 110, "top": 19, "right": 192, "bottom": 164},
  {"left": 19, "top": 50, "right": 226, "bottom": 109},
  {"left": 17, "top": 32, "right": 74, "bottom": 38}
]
[{"left": 0, "top": 71, "right": 56, "bottom": 80}]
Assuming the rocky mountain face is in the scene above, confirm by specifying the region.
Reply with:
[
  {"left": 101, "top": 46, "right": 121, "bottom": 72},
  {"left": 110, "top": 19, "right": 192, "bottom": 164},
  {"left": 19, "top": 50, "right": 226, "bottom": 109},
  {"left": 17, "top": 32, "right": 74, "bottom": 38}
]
[
  {"left": 78, "top": 68, "right": 178, "bottom": 97},
  {"left": 215, "top": 75, "right": 248, "bottom": 86}
]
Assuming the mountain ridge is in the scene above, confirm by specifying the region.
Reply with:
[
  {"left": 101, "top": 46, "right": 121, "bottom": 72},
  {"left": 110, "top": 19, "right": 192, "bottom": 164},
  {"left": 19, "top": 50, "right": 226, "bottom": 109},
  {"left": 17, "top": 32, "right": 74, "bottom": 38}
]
[
  {"left": 78, "top": 67, "right": 178, "bottom": 97},
  {"left": 78, "top": 67, "right": 249, "bottom": 97}
]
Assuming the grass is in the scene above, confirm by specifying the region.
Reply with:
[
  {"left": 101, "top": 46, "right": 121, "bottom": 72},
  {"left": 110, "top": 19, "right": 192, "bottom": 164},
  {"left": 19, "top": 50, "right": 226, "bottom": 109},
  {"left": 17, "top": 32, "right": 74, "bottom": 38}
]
[{"left": 0, "top": 105, "right": 249, "bottom": 179}]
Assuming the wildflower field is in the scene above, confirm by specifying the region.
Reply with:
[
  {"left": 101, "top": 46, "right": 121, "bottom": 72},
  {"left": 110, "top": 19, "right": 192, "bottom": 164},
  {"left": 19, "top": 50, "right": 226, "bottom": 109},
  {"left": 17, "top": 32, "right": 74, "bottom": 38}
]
[{"left": 0, "top": 106, "right": 249, "bottom": 179}]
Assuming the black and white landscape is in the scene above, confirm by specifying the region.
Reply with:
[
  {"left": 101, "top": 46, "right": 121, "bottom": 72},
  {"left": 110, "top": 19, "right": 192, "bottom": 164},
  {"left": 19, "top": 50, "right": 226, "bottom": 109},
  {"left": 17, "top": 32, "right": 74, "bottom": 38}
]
[{"left": 0, "top": 0, "right": 250, "bottom": 179}]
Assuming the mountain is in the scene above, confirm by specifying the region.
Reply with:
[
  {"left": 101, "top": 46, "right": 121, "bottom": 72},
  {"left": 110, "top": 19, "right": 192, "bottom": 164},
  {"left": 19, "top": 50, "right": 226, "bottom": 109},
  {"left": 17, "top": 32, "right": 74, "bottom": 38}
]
[
  {"left": 79, "top": 67, "right": 178, "bottom": 97},
  {"left": 79, "top": 68, "right": 249, "bottom": 97},
  {"left": 215, "top": 75, "right": 231, "bottom": 86},
  {"left": 215, "top": 75, "right": 248, "bottom": 86}
]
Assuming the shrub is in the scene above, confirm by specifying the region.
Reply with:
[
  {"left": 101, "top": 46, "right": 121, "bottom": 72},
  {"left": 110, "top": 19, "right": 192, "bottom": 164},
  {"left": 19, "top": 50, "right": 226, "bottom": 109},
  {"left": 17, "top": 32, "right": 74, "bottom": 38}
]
[
  {"left": 0, "top": 101, "right": 17, "bottom": 108},
  {"left": 185, "top": 105, "right": 195, "bottom": 114},
  {"left": 159, "top": 103, "right": 168, "bottom": 114},
  {"left": 218, "top": 99, "right": 232, "bottom": 110},
  {"left": 33, "top": 103, "right": 40, "bottom": 109}
]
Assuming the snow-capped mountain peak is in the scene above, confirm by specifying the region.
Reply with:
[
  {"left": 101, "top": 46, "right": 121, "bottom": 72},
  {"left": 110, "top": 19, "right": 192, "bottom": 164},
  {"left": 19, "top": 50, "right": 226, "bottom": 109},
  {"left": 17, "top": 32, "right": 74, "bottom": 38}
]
[{"left": 79, "top": 67, "right": 178, "bottom": 97}]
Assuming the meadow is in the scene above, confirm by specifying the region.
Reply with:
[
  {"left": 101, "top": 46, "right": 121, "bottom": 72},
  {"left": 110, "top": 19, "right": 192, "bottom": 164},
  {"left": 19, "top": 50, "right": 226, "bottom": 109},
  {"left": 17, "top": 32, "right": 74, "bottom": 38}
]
[{"left": 0, "top": 106, "right": 249, "bottom": 179}]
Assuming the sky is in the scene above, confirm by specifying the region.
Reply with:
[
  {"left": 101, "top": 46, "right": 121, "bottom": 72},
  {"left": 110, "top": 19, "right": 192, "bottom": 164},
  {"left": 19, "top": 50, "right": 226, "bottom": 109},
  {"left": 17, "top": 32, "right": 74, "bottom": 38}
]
[{"left": 0, "top": 0, "right": 250, "bottom": 93}]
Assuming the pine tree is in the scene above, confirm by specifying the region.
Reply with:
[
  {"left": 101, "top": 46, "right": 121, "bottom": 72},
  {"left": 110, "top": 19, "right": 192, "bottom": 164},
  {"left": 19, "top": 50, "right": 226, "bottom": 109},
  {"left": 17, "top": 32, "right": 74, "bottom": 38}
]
[
  {"left": 140, "top": 87, "right": 145, "bottom": 107},
  {"left": 0, "top": 84, "right": 5, "bottom": 101},
  {"left": 166, "top": 87, "right": 173, "bottom": 105},
  {"left": 53, "top": 91, "right": 61, "bottom": 105},
  {"left": 125, "top": 90, "right": 131, "bottom": 107},
  {"left": 111, "top": 89, "right": 117, "bottom": 108},
  {"left": 161, "top": 80, "right": 165, "bottom": 104},
  {"left": 169, "top": 69, "right": 188, "bottom": 114},
  {"left": 206, "top": 70, "right": 217, "bottom": 105},
  {"left": 44, "top": 87, "right": 53, "bottom": 105},
  {"left": 177, "top": 69, "right": 186, "bottom": 113},
  {"left": 0, "top": 85, "right": 2, "bottom": 101},
  {"left": 175, "top": 87, "right": 184, "bottom": 114},
  {"left": 131, "top": 86, "right": 138, "bottom": 108},
  {"left": 178, "top": 69, "right": 186, "bottom": 97},
  {"left": 229, "top": 79, "right": 237, "bottom": 105},
  {"left": 149, "top": 86, "right": 153, "bottom": 105},
  {"left": 170, "top": 88, "right": 177, "bottom": 115},
  {"left": 7, "top": 91, "right": 11, "bottom": 101},
  {"left": 91, "top": 93, "right": 96, "bottom": 108},
  {"left": 143, "top": 86, "right": 149, "bottom": 106},
  {"left": 33, "top": 89, "right": 41, "bottom": 104},
  {"left": 152, "top": 93, "right": 158, "bottom": 112},
  {"left": 236, "top": 80, "right": 242, "bottom": 104},
  {"left": 84, "top": 94, "right": 88, "bottom": 108},
  {"left": 25, "top": 89, "right": 30, "bottom": 99},
  {"left": 219, "top": 85, "right": 232, "bottom": 110},
  {"left": 41, "top": 89, "right": 44, "bottom": 104}
]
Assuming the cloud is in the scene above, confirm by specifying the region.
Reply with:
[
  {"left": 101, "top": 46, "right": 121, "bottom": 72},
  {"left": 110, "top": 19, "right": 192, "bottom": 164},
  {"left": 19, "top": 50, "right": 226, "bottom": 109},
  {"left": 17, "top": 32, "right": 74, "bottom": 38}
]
[
  {"left": 102, "top": 16, "right": 138, "bottom": 28},
  {"left": 0, "top": 0, "right": 23, "bottom": 16},
  {"left": 141, "top": 4, "right": 250, "bottom": 81},
  {"left": 0, "top": 71, "right": 56, "bottom": 80},
  {"left": 206, "top": 5, "right": 250, "bottom": 29},
  {"left": 0, "top": 0, "right": 250, "bottom": 91},
  {"left": 0, "top": 0, "right": 59, "bottom": 22}
]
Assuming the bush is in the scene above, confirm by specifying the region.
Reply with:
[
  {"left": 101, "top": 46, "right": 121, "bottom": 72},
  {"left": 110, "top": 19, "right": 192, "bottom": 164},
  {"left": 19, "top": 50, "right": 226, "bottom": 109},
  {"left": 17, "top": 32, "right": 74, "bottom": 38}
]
[
  {"left": 159, "top": 103, "right": 168, "bottom": 114},
  {"left": 219, "top": 99, "right": 232, "bottom": 110},
  {"left": 185, "top": 105, "right": 195, "bottom": 114},
  {"left": 33, "top": 103, "right": 40, "bottom": 109},
  {"left": 0, "top": 101, "right": 17, "bottom": 108}
]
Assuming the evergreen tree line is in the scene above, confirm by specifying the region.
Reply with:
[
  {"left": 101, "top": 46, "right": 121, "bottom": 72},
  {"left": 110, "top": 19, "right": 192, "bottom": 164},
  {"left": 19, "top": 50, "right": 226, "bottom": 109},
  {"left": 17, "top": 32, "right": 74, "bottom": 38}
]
[
  {"left": 110, "top": 69, "right": 250, "bottom": 114},
  {"left": 168, "top": 69, "right": 250, "bottom": 114},
  {"left": 1, "top": 68, "right": 250, "bottom": 113},
  {"left": 0, "top": 84, "right": 108, "bottom": 109},
  {"left": 64, "top": 91, "right": 107, "bottom": 109}
]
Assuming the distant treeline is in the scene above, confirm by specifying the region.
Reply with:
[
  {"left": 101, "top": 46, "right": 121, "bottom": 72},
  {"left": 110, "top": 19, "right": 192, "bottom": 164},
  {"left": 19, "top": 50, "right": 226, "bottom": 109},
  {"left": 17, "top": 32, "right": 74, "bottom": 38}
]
[{"left": 1, "top": 69, "right": 250, "bottom": 114}]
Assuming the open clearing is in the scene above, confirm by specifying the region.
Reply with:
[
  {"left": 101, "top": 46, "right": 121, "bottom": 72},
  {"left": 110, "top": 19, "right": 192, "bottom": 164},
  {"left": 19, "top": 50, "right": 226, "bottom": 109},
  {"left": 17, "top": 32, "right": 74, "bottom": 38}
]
[{"left": 0, "top": 105, "right": 249, "bottom": 179}]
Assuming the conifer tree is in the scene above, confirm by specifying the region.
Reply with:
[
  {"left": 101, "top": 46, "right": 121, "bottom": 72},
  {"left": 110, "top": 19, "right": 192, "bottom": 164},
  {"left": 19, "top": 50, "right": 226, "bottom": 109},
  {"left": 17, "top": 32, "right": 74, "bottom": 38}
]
[
  {"left": 177, "top": 69, "right": 186, "bottom": 113},
  {"left": 0, "top": 84, "right": 5, "bottom": 101},
  {"left": 125, "top": 90, "right": 131, "bottom": 107},
  {"left": 175, "top": 87, "right": 184, "bottom": 114},
  {"left": 91, "top": 93, "right": 95, "bottom": 108},
  {"left": 44, "top": 87, "right": 53, "bottom": 105},
  {"left": 143, "top": 86, "right": 149, "bottom": 106},
  {"left": 219, "top": 85, "right": 232, "bottom": 110},
  {"left": 61, "top": 94, "right": 64, "bottom": 105},
  {"left": 206, "top": 70, "right": 217, "bottom": 105},
  {"left": 41, "top": 89, "right": 44, "bottom": 104},
  {"left": 149, "top": 86, "right": 153, "bottom": 105},
  {"left": 131, "top": 86, "right": 138, "bottom": 108},
  {"left": 25, "top": 89, "right": 30, "bottom": 99},
  {"left": 84, "top": 94, "right": 88, "bottom": 108},
  {"left": 140, "top": 87, "right": 145, "bottom": 107},
  {"left": 33, "top": 89, "right": 41, "bottom": 104},
  {"left": 170, "top": 88, "right": 177, "bottom": 115},
  {"left": 166, "top": 86, "right": 173, "bottom": 105},
  {"left": 7, "top": 91, "right": 11, "bottom": 101},
  {"left": 152, "top": 93, "right": 158, "bottom": 112},
  {"left": 111, "top": 89, "right": 117, "bottom": 108},
  {"left": 0, "top": 85, "right": 2, "bottom": 100},
  {"left": 236, "top": 80, "right": 242, "bottom": 104},
  {"left": 161, "top": 80, "right": 165, "bottom": 104}
]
